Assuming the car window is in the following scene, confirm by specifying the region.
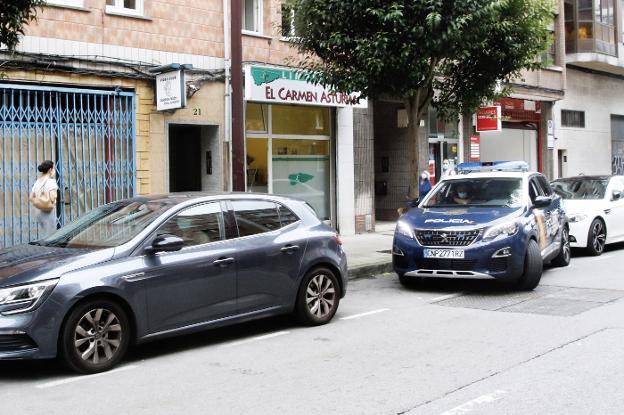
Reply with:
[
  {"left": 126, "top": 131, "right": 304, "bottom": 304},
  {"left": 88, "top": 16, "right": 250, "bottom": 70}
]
[
  {"left": 536, "top": 175, "right": 553, "bottom": 196},
  {"left": 529, "top": 178, "right": 543, "bottom": 202},
  {"left": 156, "top": 202, "right": 224, "bottom": 247},
  {"left": 551, "top": 178, "right": 608, "bottom": 200},
  {"left": 422, "top": 178, "right": 523, "bottom": 208},
  {"left": 277, "top": 204, "right": 299, "bottom": 227},
  {"left": 232, "top": 200, "right": 282, "bottom": 237},
  {"left": 612, "top": 177, "right": 624, "bottom": 192}
]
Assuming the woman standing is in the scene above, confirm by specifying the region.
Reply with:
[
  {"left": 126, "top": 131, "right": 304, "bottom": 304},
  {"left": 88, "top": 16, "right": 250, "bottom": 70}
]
[{"left": 29, "top": 160, "right": 59, "bottom": 238}]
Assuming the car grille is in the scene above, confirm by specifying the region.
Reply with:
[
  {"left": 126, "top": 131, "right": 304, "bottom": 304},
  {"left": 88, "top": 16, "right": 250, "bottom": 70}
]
[
  {"left": 415, "top": 229, "right": 481, "bottom": 247},
  {"left": 418, "top": 259, "right": 477, "bottom": 271},
  {"left": 0, "top": 334, "right": 37, "bottom": 352}
]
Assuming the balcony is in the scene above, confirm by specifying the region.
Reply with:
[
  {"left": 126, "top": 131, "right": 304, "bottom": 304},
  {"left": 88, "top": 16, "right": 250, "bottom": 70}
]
[{"left": 564, "top": 0, "right": 624, "bottom": 74}]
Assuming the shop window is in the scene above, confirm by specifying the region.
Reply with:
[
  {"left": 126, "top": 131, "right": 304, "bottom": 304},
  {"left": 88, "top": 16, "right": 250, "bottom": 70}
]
[
  {"left": 246, "top": 103, "right": 269, "bottom": 133},
  {"left": 246, "top": 137, "right": 269, "bottom": 192},
  {"left": 561, "top": 110, "right": 585, "bottom": 128},
  {"left": 243, "top": 0, "right": 263, "bottom": 33},
  {"left": 106, "top": 0, "right": 144, "bottom": 16},
  {"left": 427, "top": 107, "right": 458, "bottom": 139},
  {"left": 272, "top": 105, "right": 330, "bottom": 135}
]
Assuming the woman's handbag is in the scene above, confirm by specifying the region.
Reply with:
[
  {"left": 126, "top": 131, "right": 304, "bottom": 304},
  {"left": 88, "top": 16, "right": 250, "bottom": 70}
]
[{"left": 31, "top": 180, "right": 56, "bottom": 213}]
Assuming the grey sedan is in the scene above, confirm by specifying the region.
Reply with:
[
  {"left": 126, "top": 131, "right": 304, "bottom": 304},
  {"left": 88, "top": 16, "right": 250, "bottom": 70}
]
[{"left": 0, "top": 193, "right": 347, "bottom": 373}]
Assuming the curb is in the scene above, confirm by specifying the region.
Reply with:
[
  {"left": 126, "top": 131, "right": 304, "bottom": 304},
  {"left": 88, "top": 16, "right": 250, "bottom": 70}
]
[{"left": 348, "top": 261, "right": 394, "bottom": 280}]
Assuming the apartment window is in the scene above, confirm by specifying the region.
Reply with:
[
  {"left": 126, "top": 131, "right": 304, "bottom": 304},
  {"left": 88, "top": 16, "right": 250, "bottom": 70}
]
[
  {"left": 561, "top": 110, "right": 586, "bottom": 128},
  {"left": 564, "top": 0, "right": 615, "bottom": 55},
  {"left": 541, "top": 21, "right": 557, "bottom": 65},
  {"left": 281, "top": 3, "right": 300, "bottom": 38},
  {"left": 46, "top": 0, "right": 84, "bottom": 7},
  {"left": 106, "top": 0, "right": 144, "bottom": 16},
  {"left": 243, "top": 0, "right": 263, "bottom": 33}
]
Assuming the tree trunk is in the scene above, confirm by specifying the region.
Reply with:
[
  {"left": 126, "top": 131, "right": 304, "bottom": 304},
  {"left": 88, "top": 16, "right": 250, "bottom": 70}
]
[{"left": 406, "top": 90, "right": 432, "bottom": 198}]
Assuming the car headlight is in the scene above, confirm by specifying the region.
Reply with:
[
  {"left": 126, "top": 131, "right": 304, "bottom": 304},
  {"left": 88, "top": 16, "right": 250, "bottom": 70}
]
[
  {"left": 0, "top": 279, "right": 58, "bottom": 315},
  {"left": 482, "top": 221, "right": 519, "bottom": 241},
  {"left": 396, "top": 220, "right": 415, "bottom": 239},
  {"left": 568, "top": 213, "right": 588, "bottom": 223}
]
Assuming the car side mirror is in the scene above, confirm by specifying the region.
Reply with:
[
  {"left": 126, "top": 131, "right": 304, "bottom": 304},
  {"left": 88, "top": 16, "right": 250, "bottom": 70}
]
[
  {"left": 613, "top": 190, "right": 622, "bottom": 201},
  {"left": 146, "top": 234, "right": 184, "bottom": 254},
  {"left": 533, "top": 196, "right": 551, "bottom": 209}
]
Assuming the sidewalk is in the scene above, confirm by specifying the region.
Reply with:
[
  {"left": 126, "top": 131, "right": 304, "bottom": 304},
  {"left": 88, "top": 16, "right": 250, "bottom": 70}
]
[{"left": 341, "top": 221, "right": 397, "bottom": 279}]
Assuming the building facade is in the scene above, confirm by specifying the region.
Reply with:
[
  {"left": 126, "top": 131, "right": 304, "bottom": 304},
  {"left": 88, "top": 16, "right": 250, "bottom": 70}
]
[
  {"left": 0, "top": 0, "right": 227, "bottom": 247},
  {"left": 553, "top": 0, "right": 624, "bottom": 177}
]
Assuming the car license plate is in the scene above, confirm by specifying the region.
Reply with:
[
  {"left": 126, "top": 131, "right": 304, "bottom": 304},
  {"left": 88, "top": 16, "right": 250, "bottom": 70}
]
[{"left": 423, "top": 249, "right": 465, "bottom": 259}]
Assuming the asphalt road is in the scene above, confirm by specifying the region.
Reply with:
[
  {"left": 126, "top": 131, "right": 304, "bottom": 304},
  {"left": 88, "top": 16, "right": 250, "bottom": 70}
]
[{"left": 2, "top": 245, "right": 624, "bottom": 415}]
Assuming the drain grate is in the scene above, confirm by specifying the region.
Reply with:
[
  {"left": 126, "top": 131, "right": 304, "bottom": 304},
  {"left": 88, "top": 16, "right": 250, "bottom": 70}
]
[{"left": 434, "top": 286, "right": 624, "bottom": 316}]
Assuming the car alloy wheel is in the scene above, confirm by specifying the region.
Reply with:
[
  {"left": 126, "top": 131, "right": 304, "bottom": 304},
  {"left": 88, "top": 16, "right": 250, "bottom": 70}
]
[
  {"left": 306, "top": 273, "right": 336, "bottom": 319},
  {"left": 74, "top": 308, "right": 123, "bottom": 365},
  {"left": 562, "top": 228, "right": 571, "bottom": 263},
  {"left": 296, "top": 267, "right": 341, "bottom": 326},
  {"left": 590, "top": 219, "right": 606, "bottom": 255}
]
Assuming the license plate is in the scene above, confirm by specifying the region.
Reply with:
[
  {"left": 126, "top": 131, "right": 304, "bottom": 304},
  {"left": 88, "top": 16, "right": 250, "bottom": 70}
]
[{"left": 423, "top": 249, "right": 465, "bottom": 259}]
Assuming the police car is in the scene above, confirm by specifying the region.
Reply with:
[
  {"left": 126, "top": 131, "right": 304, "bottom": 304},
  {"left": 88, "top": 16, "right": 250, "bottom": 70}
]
[{"left": 393, "top": 161, "right": 570, "bottom": 290}]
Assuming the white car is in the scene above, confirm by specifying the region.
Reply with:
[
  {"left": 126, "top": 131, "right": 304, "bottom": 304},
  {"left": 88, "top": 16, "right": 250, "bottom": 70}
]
[{"left": 551, "top": 175, "right": 624, "bottom": 255}]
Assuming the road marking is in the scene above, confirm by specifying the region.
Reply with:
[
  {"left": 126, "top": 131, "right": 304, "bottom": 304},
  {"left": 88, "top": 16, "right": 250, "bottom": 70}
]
[
  {"left": 430, "top": 293, "right": 462, "bottom": 303},
  {"left": 224, "top": 331, "right": 290, "bottom": 348},
  {"left": 438, "top": 390, "right": 507, "bottom": 415},
  {"left": 35, "top": 364, "right": 138, "bottom": 389},
  {"left": 340, "top": 308, "right": 389, "bottom": 320}
]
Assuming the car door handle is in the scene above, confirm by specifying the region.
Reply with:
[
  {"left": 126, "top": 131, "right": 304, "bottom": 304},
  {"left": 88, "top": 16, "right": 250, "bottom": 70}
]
[
  {"left": 213, "top": 257, "right": 235, "bottom": 267},
  {"left": 280, "top": 244, "right": 300, "bottom": 253}
]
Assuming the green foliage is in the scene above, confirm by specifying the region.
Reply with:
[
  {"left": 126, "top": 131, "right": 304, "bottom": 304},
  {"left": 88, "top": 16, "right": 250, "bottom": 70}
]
[
  {"left": 1, "top": 0, "right": 45, "bottom": 51},
  {"left": 289, "top": 0, "right": 556, "bottom": 119}
]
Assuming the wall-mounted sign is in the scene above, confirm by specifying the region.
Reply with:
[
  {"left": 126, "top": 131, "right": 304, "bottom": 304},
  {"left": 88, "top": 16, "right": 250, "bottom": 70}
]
[
  {"left": 476, "top": 105, "right": 502, "bottom": 132},
  {"left": 244, "top": 65, "right": 367, "bottom": 108},
  {"left": 156, "top": 70, "right": 185, "bottom": 111},
  {"left": 470, "top": 135, "right": 481, "bottom": 161}
]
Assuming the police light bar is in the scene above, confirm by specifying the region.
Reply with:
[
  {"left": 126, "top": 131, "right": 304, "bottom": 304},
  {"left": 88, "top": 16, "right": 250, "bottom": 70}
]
[{"left": 457, "top": 161, "right": 529, "bottom": 174}]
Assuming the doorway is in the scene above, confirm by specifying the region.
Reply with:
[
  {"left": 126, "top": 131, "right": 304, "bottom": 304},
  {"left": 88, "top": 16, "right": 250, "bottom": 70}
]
[
  {"left": 428, "top": 140, "right": 459, "bottom": 185},
  {"left": 168, "top": 124, "right": 220, "bottom": 192}
]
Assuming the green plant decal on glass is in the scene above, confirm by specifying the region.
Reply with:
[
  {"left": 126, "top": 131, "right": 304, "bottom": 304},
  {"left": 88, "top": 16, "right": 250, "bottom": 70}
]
[{"left": 288, "top": 172, "right": 314, "bottom": 186}]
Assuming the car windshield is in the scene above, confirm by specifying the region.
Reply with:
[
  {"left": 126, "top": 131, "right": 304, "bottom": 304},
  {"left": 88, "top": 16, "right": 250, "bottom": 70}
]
[
  {"left": 551, "top": 178, "right": 608, "bottom": 200},
  {"left": 422, "top": 178, "right": 523, "bottom": 208},
  {"left": 34, "top": 199, "right": 173, "bottom": 249}
]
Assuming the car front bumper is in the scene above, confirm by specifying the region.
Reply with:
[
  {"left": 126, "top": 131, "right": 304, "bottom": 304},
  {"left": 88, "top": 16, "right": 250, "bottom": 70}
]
[
  {"left": 392, "top": 232, "right": 527, "bottom": 282},
  {"left": 568, "top": 220, "right": 591, "bottom": 248}
]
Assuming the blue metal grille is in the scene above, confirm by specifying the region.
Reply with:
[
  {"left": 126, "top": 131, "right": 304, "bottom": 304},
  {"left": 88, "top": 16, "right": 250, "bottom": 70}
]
[{"left": 0, "top": 84, "right": 136, "bottom": 248}]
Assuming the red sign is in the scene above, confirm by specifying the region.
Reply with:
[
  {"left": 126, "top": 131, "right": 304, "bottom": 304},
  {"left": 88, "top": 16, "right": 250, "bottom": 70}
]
[
  {"left": 470, "top": 135, "right": 480, "bottom": 161},
  {"left": 476, "top": 106, "right": 501, "bottom": 132}
]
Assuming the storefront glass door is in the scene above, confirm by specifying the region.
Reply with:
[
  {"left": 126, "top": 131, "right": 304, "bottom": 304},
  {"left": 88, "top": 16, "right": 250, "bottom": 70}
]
[{"left": 245, "top": 103, "right": 332, "bottom": 220}]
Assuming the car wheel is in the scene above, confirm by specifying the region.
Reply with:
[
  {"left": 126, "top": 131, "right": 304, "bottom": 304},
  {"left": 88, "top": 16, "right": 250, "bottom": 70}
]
[
  {"left": 516, "top": 239, "right": 543, "bottom": 291},
  {"left": 60, "top": 299, "right": 130, "bottom": 374},
  {"left": 296, "top": 267, "right": 341, "bottom": 326},
  {"left": 551, "top": 226, "right": 571, "bottom": 267},
  {"left": 586, "top": 218, "right": 606, "bottom": 256}
]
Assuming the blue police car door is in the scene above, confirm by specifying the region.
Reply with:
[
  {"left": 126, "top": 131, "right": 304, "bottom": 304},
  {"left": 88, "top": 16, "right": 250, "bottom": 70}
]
[{"left": 529, "top": 175, "right": 559, "bottom": 253}]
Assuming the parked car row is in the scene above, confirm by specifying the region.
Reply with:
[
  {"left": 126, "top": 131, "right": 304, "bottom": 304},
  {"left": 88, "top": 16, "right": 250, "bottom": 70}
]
[{"left": 0, "top": 164, "right": 621, "bottom": 374}]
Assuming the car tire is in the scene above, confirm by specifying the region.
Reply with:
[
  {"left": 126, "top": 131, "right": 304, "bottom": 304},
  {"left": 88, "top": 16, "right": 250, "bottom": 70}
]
[
  {"left": 516, "top": 239, "right": 543, "bottom": 291},
  {"left": 586, "top": 218, "right": 606, "bottom": 256},
  {"left": 295, "top": 267, "right": 341, "bottom": 326},
  {"left": 551, "top": 226, "right": 571, "bottom": 267},
  {"left": 59, "top": 299, "right": 131, "bottom": 374}
]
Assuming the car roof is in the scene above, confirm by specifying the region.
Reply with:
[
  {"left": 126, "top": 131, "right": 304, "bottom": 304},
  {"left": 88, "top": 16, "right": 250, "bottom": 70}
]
[
  {"left": 121, "top": 192, "right": 304, "bottom": 206},
  {"left": 552, "top": 175, "right": 613, "bottom": 181},
  {"left": 442, "top": 171, "right": 533, "bottom": 180}
]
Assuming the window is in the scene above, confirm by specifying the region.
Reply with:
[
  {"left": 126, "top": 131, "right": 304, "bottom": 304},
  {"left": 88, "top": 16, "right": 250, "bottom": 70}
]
[
  {"left": 564, "top": 0, "right": 616, "bottom": 55},
  {"left": 243, "top": 0, "right": 262, "bottom": 33},
  {"left": 46, "top": 0, "right": 84, "bottom": 8},
  {"left": 541, "top": 21, "right": 557, "bottom": 65},
  {"left": 536, "top": 175, "right": 554, "bottom": 196},
  {"left": 106, "top": 0, "right": 144, "bottom": 16},
  {"left": 561, "top": 110, "right": 585, "bottom": 127},
  {"left": 232, "top": 200, "right": 281, "bottom": 237},
  {"left": 281, "top": 2, "right": 301, "bottom": 38},
  {"left": 277, "top": 204, "right": 299, "bottom": 226},
  {"left": 157, "top": 203, "right": 224, "bottom": 248}
]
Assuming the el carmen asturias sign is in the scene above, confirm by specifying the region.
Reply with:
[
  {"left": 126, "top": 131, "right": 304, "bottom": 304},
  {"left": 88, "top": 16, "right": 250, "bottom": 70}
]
[
  {"left": 476, "top": 105, "right": 502, "bottom": 132},
  {"left": 244, "top": 65, "right": 368, "bottom": 108}
]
